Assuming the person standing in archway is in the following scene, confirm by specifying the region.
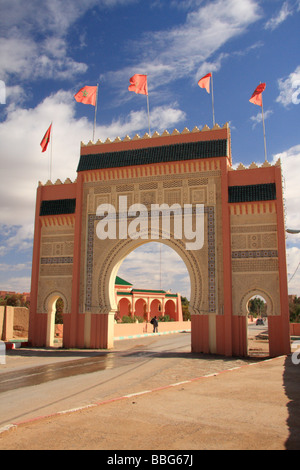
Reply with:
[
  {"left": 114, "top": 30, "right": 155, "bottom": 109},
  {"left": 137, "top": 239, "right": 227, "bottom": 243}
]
[{"left": 151, "top": 316, "right": 158, "bottom": 333}]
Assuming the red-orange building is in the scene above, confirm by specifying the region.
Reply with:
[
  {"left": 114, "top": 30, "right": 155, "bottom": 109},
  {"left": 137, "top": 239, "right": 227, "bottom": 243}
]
[
  {"left": 0, "top": 291, "right": 30, "bottom": 303},
  {"left": 115, "top": 276, "right": 182, "bottom": 322},
  {"left": 28, "top": 124, "right": 291, "bottom": 357}
]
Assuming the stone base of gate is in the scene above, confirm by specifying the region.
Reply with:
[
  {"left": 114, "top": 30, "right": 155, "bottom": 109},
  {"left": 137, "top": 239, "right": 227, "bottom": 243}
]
[
  {"left": 191, "top": 314, "right": 291, "bottom": 358},
  {"left": 28, "top": 311, "right": 291, "bottom": 357}
]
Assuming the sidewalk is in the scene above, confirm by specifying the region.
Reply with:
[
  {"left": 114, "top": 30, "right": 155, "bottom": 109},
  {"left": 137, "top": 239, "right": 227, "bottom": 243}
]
[{"left": 1, "top": 354, "right": 299, "bottom": 450}]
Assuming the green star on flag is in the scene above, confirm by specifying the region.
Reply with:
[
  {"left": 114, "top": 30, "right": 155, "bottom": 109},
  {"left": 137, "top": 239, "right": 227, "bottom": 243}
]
[{"left": 74, "top": 86, "right": 97, "bottom": 106}]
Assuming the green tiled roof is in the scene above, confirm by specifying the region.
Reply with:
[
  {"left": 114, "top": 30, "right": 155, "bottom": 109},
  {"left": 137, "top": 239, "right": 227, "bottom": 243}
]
[
  {"left": 115, "top": 276, "right": 133, "bottom": 286},
  {"left": 228, "top": 184, "right": 276, "bottom": 203},
  {"left": 77, "top": 139, "right": 228, "bottom": 172},
  {"left": 131, "top": 289, "right": 166, "bottom": 294},
  {"left": 117, "top": 291, "right": 178, "bottom": 297},
  {"left": 40, "top": 199, "right": 76, "bottom": 216}
]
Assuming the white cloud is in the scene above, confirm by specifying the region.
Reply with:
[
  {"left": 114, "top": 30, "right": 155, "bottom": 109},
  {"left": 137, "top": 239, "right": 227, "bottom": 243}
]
[
  {"left": 0, "top": 36, "right": 88, "bottom": 82},
  {"left": 0, "top": 276, "right": 32, "bottom": 293},
  {"left": 271, "top": 144, "right": 300, "bottom": 295},
  {"left": 0, "top": 90, "right": 85, "bottom": 226},
  {"left": 0, "top": 0, "right": 137, "bottom": 35},
  {"left": 287, "top": 247, "right": 300, "bottom": 295},
  {"left": 265, "top": 1, "right": 293, "bottom": 30},
  {"left": 5, "top": 225, "right": 34, "bottom": 252},
  {"left": 196, "top": 53, "right": 229, "bottom": 81},
  {"left": 117, "top": 243, "right": 191, "bottom": 298},
  {"left": 250, "top": 109, "right": 273, "bottom": 128},
  {"left": 0, "top": 263, "right": 31, "bottom": 272},
  {"left": 271, "top": 144, "right": 300, "bottom": 231},
  {"left": 0, "top": 0, "right": 138, "bottom": 83},
  {"left": 0, "top": 90, "right": 185, "bottom": 254},
  {"left": 277, "top": 65, "right": 300, "bottom": 107},
  {"left": 95, "top": 105, "right": 186, "bottom": 141},
  {"left": 0, "top": 247, "right": 7, "bottom": 257},
  {"left": 105, "top": 0, "right": 261, "bottom": 92}
]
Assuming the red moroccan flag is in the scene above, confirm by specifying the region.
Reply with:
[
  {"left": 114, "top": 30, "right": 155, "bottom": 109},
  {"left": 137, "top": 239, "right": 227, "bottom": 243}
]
[
  {"left": 198, "top": 73, "right": 212, "bottom": 94},
  {"left": 249, "top": 83, "right": 266, "bottom": 107},
  {"left": 74, "top": 85, "right": 97, "bottom": 106},
  {"left": 40, "top": 124, "right": 52, "bottom": 153},
  {"left": 128, "top": 74, "right": 148, "bottom": 95}
]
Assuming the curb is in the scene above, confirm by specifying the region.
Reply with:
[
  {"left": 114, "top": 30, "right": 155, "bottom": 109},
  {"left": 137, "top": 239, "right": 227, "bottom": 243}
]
[
  {"left": 0, "top": 354, "right": 287, "bottom": 437},
  {"left": 114, "top": 329, "right": 191, "bottom": 341},
  {"left": 5, "top": 341, "right": 29, "bottom": 350}
]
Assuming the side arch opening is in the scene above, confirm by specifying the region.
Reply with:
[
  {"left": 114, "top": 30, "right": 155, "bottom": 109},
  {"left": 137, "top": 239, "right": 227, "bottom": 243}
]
[
  {"left": 45, "top": 292, "right": 67, "bottom": 348},
  {"left": 244, "top": 291, "right": 270, "bottom": 358}
]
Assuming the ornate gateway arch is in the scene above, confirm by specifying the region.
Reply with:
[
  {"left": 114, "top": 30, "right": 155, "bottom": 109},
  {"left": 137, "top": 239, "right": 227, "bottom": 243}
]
[{"left": 29, "top": 124, "right": 291, "bottom": 357}]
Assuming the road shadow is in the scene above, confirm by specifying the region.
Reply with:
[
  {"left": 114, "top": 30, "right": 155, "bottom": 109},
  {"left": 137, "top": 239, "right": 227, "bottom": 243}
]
[
  {"left": 283, "top": 355, "right": 300, "bottom": 450},
  {"left": 5, "top": 347, "right": 113, "bottom": 359},
  {"left": 122, "top": 348, "right": 266, "bottom": 365},
  {"left": 5, "top": 342, "right": 267, "bottom": 364}
]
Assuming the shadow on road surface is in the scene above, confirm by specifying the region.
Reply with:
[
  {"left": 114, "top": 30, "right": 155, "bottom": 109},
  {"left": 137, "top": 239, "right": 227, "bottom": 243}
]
[{"left": 283, "top": 355, "right": 300, "bottom": 450}]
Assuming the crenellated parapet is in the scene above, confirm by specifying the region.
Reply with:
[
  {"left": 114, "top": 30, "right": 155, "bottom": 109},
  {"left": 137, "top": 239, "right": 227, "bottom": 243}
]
[
  {"left": 80, "top": 123, "right": 229, "bottom": 147},
  {"left": 38, "top": 178, "right": 77, "bottom": 187},
  {"left": 232, "top": 158, "right": 281, "bottom": 172}
]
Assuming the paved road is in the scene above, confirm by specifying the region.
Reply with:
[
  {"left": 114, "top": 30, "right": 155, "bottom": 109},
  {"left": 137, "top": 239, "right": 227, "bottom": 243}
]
[
  {"left": 1, "top": 351, "right": 299, "bottom": 450},
  {"left": 0, "top": 333, "right": 257, "bottom": 430},
  {"left": 248, "top": 322, "right": 268, "bottom": 335}
]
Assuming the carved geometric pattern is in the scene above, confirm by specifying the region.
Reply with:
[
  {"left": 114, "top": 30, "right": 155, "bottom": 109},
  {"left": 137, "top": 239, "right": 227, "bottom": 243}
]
[
  {"left": 84, "top": 171, "right": 220, "bottom": 189},
  {"left": 232, "top": 250, "right": 278, "bottom": 259},
  {"left": 164, "top": 190, "right": 182, "bottom": 205},
  {"left": 188, "top": 178, "right": 208, "bottom": 186},
  {"left": 116, "top": 184, "right": 134, "bottom": 192},
  {"left": 140, "top": 182, "right": 159, "bottom": 190},
  {"left": 94, "top": 186, "right": 112, "bottom": 194},
  {"left": 141, "top": 191, "right": 157, "bottom": 206},
  {"left": 231, "top": 235, "right": 247, "bottom": 250},
  {"left": 232, "top": 259, "right": 279, "bottom": 272},
  {"left": 163, "top": 180, "right": 183, "bottom": 188},
  {"left": 207, "top": 206, "right": 216, "bottom": 313},
  {"left": 85, "top": 206, "right": 216, "bottom": 314},
  {"left": 192, "top": 189, "right": 206, "bottom": 203},
  {"left": 231, "top": 225, "right": 277, "bottom": 233},
  {"left": 41, "top": 257, "right": 73, "bottom": 264}
]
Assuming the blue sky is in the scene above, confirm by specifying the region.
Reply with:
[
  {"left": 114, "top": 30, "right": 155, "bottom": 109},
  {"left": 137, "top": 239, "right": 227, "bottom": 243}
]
[{"left": 0, "top": 0, "right": 299, "bottom": 299}]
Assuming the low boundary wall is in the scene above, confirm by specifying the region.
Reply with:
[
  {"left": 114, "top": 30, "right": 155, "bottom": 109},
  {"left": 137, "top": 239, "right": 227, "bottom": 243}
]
[
  {"left": 0, "top": 307, "right": 29, "bottom": 341},
  {"left": 114, "top": 320, "right": 191, "bottom": 340},
  {"left": 290, "top": 323, "right": 300, "bottom": 337}
]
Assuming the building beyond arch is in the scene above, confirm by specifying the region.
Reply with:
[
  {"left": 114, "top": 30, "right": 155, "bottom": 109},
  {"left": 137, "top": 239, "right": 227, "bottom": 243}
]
[
  {"left": 115, "top": 276, "right": 182, "bottom": 322},
  {"left": 29, "top": 124, "right": 291, "bottom": 357}
]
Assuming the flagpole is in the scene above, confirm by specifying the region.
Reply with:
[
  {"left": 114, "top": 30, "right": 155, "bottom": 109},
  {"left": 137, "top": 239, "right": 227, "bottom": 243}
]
[
  {"left": 146, "top": 94, "right": 151, "bottom": 136},
  {"left": 93, "top": 83, "right": 99, "bottom": 142},
  {"left": 50, "top": 121, "right": 53, "bottom": 181},
  {"left": 211, "top": 73, "right": 216, "bottom": 127},
  {"left": 146, "top": 77, "right": 151, "bottom": 136},
  {"left": 159, "top": 244, "right": 162, "bottom": 290},
  {"left": 261, "top": 94, "right": 268, "bottom": 162}
]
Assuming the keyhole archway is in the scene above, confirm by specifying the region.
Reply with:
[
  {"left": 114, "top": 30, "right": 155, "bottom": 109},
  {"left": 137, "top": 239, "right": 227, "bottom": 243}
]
[
  {"left": 97, "top": 237, "right": 203, "bottom": 321},
  {"left": 93, "top": 236, "right": 204, "bottom": 351}
]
